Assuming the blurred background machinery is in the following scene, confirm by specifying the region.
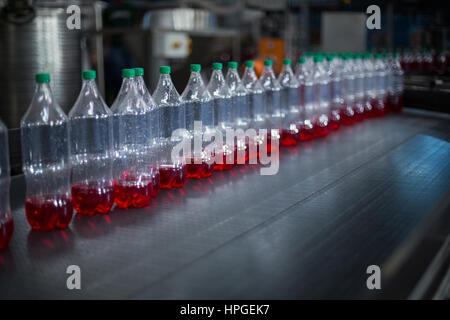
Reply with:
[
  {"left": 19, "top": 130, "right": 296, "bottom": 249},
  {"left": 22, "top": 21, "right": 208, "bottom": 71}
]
[{"left": 0, "top": 0, "right": 449, "bottom": 131}]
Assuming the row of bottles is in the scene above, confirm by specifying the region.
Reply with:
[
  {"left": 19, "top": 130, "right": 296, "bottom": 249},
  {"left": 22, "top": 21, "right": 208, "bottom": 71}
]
[
  {"left": 399, "top": 50, "right": 448, "bottom": 75},
  {"left": 0, "top": 52, "right": 404, "bottom": 243}
]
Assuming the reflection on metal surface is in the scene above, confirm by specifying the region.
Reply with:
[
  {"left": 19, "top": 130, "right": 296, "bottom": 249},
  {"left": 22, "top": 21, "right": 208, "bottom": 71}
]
[
  {"left": 0, "top": 4, "right": 82, "bottom": 128},
  {"left": 143, "top": 8, "right": 217, "bottom": 32}
]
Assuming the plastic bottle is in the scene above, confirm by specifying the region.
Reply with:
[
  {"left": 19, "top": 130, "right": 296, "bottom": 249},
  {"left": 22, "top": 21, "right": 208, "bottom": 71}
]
[
  {"left": 361, "top": 54, "right": 375, "bottom": 117},
  {"left": 226, "top": 61, "right": 250, "bottom": 164},
  {"left": 383, "top": 53, "right": 394, "bottom": 113},
  {"left": 389, "top": 53, "right": 404, "bottom": 113},
  {"left": 372, "top": 54, "right": 388, "bottom": 117},
  {"left": 352, "top": 53, "right": 366, "bottom": 121},
  {"left": 326, "top": 54, "right": 343, "bottom": 130},
  {"left": 340, "top": 54, "right": 357, "bottom": 125},
  {"left": 207, "top": 62, "right": 234, "bottom": 170},
  {"left": 295, "top": 57, "right": 316, "bottom": 140},
  {"left": 182, "top": 64, "right": 215, "bottom": 178},
  {"left": 422, "top": 50, "right": 433, "bottom": 73},
  {"left": 242, "top": 60, "right": 266, "bottom": 160},
  {"left": 312, "top": 55, "right": 331, "bottom": 136},
  {"left": 111, "top": 69, "right": 153, "bottom": 208},
  {"left": 21, "top": 73, "right": 73, "bottom": 231},
  {"left": 260, "top": 59, "right": 282, "bottom": 151},
  {"left": 435, "top": 51, "right": 448, "bottom": 74},
  {"left": 278, "top": 58, "right": 300, "bottom": 146},
  {"left": 134, "top": 67, "right": 160, "bottom": 195},
  {"left": 153, "top": 66, "right": 187, "bottom": 188},
  {"left": 69, "top": 70, "right": 114, "bottom": 215},
  {"left": 0, "top": 120, "right": 13, "bottom": 249}
]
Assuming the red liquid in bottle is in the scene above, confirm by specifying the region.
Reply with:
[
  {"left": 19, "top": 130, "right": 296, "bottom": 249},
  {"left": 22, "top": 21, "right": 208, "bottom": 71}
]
[
  {"left": 353, "top": 103, "right": 365, "bottom": 122},
  {"left": 339, "top": 107, "right": 356, "bottom": 125},
  {"left": 152, "top": 171, "right": 160, "bottom": 197},
  {"left": 280, "top": 129, "right": 299, "bottom": 146},
  {"left": 0, "top": 216, "right": 14, "bottom": 250},
  {"left": 25, "top": 194, "right": 73, "bottom": 231},
  {"left": 328, "top": 109, "right": 341, "bottom": 131},
  {"left": 371, "top": 98, "right": 387, "bottom": 117},
  {"left": 187, "top": 158, "right": 214, "bottom": 179},
  {"left": 234, "top": 143, "right": 249, "bottom": 164},
  {"left": 214, "top": 152, "right": 234, "bottom": 171},
  {"left": 160, "top": 164, "right": 187, "bottom": 189},
  {"left": 72, "top": 182, "right": 114, "bottom": 216},
  {"left": 363, "top": 100, "right": 374, "bottom": 118},
  {"left": 114, "top": 178, "right": 153, "bottom": 209},
  {"left": 298, "top": 123, "right": 315, "bottom": 141},
  {"left": 314, "top": 118, "right": 330, "bottom": 138}
]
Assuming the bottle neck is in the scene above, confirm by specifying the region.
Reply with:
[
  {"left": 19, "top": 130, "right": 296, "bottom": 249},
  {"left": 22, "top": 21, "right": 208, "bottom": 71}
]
[
  {"left": 225, "top": 68, "right": 241, "bottom": 90},
  {"left": 35, "top": 82, "right": 53, "bottom": 101},
  {"left": 261, "top": 65, "right": 276, "bottom": 79},
  {"left": 188, "top": 71, "right": 204, "bottom": 86},
  {"left": 243, "top": 67, "right": 258, "bottom": 82},
  {"left": 119, "top": 77, "right": 135, "bottom": 95},
  {"left": 157, "top": 73, "right": 174, "bottom": 89},
  {"left": 210, "top": 69, "right": 226, "bottom": 84},
  {"left": 280, "top": 64, "right": 294, "bottom": 76},
  {"left": 81, "top": 79, "right": 100, "bottom": 98}
]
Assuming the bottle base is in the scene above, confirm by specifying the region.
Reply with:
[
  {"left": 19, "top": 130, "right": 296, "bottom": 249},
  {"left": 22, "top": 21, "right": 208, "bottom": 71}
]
[
  {"left": 160, "top": 164, "right": 187, "bottom": 189},
  {"left": 25, "top": 195, "right": 73, "bottom": 231},
  {"left": 72, "top": 182, "right": 114, "bottom": 215}
]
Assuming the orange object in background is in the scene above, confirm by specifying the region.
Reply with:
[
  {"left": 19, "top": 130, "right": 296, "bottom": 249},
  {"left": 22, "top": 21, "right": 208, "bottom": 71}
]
[{"left": 259, "top": 38, "right": 285, "bottom": 74}]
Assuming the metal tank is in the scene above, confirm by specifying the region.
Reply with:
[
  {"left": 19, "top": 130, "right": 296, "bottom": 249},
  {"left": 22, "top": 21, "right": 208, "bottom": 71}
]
[{"left": 0, "top": 0, "right": 82, "bottom": 129}]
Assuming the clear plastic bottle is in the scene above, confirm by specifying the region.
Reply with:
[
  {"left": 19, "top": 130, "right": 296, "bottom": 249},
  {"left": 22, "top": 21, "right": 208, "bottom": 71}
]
[
  {"left": 260, "top": 59, "right": 282, "bottom": 151},
  {"left": 69, "top": 70, "right": 114, "bottom": 215},
  {"left": 352, "top": 53, "right": 366, "bottom": 121},
  {"left": 295, "top": 57, "right": 316, "bottom": 140},
  {"left": 0, "top": 120, "right": 13, "bottom": 249},
  {"left": 312, "top": 55, "right": 331, "bottom": 137},
  {"left": 326, "top": 54, "right": 343, "bottom": 130},
  {"left": 278, "top": 58, "right": 300, "bottom": 146},
  {"left": 207, "top": 62, "right": 234, "bottom": 171},
  {"left": 21, "top": 73, "right": 73, "bottom": 231},
  {"left": 361, "top": 53, "right": 375, "bottom": 118},
  {"left": 242, "top": 60, "right": 265, "bottom": 160},
  {"left": 226, "top": 61, "right": 250, "bottom": 164},
  {"left": 389, "top": 53, "right": 404, "bottom": 113},
  {"left": 134, "top": 67, "right": 160, "bottom": 195},
  {"left": 383, "top": 53, "right": 394, "bottom": 113},
  {"left": 153, "top": 66, "right": 187, "bottom": 188},
  {"left": 182, "top": 64, "right": 215, "bottom": 178},
  {"left": 372, "top": 54, "right": 388, "bottom": 117},
  {"left": 340, "top": 54, "right": 357, "bottom": 125},
  {"left": 111, "top": 69, "right": 154, "bottom": 208}
]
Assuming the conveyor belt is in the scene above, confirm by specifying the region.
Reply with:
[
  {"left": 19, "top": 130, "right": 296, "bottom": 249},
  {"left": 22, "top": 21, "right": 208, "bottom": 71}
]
[{"left": 0, "top": 109, "right": 449, "bottom": 299}]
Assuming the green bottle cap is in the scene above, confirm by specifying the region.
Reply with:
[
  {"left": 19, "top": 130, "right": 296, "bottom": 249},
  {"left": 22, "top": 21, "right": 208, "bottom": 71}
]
[
  {"left": 298, "top": 57, "right": 306, "bottom": 64},
  {"left": 325, "top": 55, "right": 334, "bottom": 62},
  {"left": 83, "top": 70, "right": 96, "bottom": 80},
  {"left": 228, "top": 61, "right": 238, "bottom": 69},
  {"left": 35, "top": 73, "right": 50, "bottom": 83},
  {"left": 244, "top": 60, "right": 254, "bottom": 68},
  {"left": 264, "top": 59, "right": 272, "bottom": 66},
  {"left": 134, "top": 68, "right": 144, "bottom": 76},
  {"left": 282, "top": 58, "right": 291, "bottom": 65},
  {"left": 190, "top": 64, "right": 201, "bottom": 72},
  {"left": 122, "top": 68, "right": 135, "bottom": 78},
  {"left": 212, "top": 62, "right": 223, "bottom": 70},
  {"left": 159, "top": 66, "right": 171, "bottom": 74},
  {"left": 313, "top": 55, "right": 323, "bottom": 63}
]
